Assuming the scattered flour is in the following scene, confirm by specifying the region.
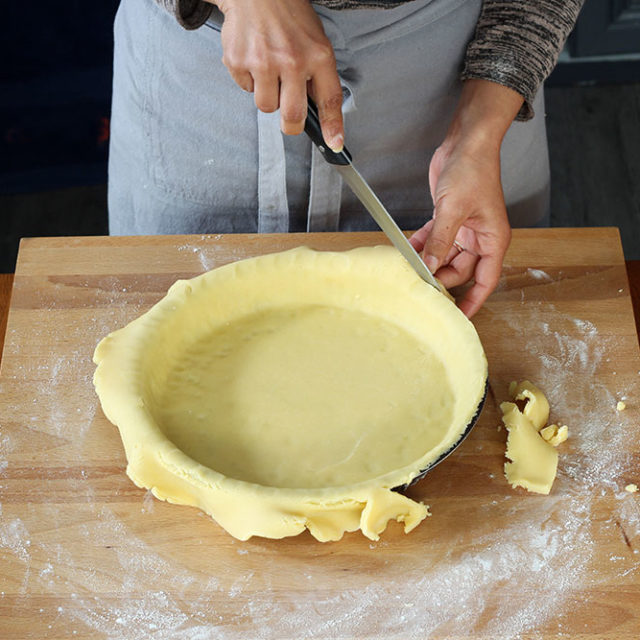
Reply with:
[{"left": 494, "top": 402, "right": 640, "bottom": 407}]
[
  {"left": 176, "top": 244, "right": 216, "bottom": 272},
  {"left": 526, "top": 268, "right": 553, "bottom": 282},
  {"left": 0, "top": 434, "right": 13, "bottom": 474},
  {"left": 0, "top": 516, "right": 32, "bottom": 594},
  {"left": 142, "top": 490, "right": 156, "bottom": 514},
  {"left": 0, "top": 517, "right": 31, "bottom": 565},
  {"left": 496, "top": 301, "right": 635, "bottom": 494}
]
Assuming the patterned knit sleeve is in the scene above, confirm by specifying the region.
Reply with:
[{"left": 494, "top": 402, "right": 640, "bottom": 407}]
[
  {"left": 461, "top": 0, "right": 585, "bottom": 121},
  {"left": 154, "top": 0, "right": 213, "bottom": 30}
]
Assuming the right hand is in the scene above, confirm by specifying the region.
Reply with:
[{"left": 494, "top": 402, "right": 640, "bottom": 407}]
[{"left": 212, "top": 0, "right": 344, "bottom": 151}]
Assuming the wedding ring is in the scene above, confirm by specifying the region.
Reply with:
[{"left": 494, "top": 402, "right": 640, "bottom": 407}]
[{"left": 453, "top": 240, "right": 465, "bottom": 253}]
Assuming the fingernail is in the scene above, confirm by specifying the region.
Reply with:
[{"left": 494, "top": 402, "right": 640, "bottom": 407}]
[
  {"left": 424, "top": 255, "right": 439, "bottom": 273},
  {"left": 328, "top": 134, "right": 344, "bottom": 153}
]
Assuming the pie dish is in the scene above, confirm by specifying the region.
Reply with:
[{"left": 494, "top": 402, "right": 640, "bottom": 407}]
[{"left": 93, "top": 246, "right": 487, "bottom": 541}]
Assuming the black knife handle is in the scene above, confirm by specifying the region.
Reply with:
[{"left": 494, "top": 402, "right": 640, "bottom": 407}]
[{"left": 304, "top": 97, "right": 352, "bottom": 166}]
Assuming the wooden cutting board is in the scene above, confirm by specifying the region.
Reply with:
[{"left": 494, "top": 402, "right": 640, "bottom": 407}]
[{"left": 0, "top": 228, "right": 638, "bottom": 640}]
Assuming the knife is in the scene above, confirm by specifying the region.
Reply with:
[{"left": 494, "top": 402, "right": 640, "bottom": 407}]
[{"left": 304, "top": 98, "right": 442, "bottom": 293}]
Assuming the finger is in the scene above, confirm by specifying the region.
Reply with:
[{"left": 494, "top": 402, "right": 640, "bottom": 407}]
[
  {"left": 253, "top": 73, "right": 280, "bottom": 113},
  {"left": 228, "top": 69, "right": 255, "bottom": 93},
  {"left": 279, "top": 76, "right": 308, "bottom": 135},
  {"left": 457, "top": 253, "right": 504, "bottom": 318},
  {"left": 442, "top": 244, "right": 465, "bottom": 267},
  {"left": 408, "top": 219, "right": 434, "bottom": 253},
  {"left": 309, "top": 70, "right": 344, "bottom": 152},
  {"left": 434, "top": 251, "right": 478, "bottom": 289},
  {"left": 220, "top": 32, "right": 256, "bottom": 94},
  {"left": 421, "top": 202, "right": 464, "bottom": 274}
]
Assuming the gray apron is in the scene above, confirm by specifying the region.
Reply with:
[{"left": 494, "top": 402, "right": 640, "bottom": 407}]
[{"left": 108, "top": 0, "right": 550, "bottom": 236}]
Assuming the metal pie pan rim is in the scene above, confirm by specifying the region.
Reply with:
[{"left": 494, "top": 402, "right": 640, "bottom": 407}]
[{"left": 397, "top": 380, "right": 488, "bottom": 491}]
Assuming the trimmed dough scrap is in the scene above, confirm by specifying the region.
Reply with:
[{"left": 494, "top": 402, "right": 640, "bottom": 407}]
[
  {"left": 508, "top": 379, "right": 550, "bottom": 429},
  {"left": 501, "top": 380, "right": 567, "bottom": 495},
  {"left": 93, "top": 246, "right": 488, "bottom": 541}
]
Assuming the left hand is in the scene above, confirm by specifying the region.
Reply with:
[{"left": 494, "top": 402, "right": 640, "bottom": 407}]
[
  {"left": 409, "top": 79, "right": 524, "bottom": 318},
  {"left": 409, "top": 135, "right": 511, "bottom": 318}
]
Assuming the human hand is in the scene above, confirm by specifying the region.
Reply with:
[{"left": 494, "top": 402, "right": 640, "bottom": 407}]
[
  {"left": 409, "top": 79, "right": 524, "bottom": 318},
  {"left": 409, "top": 139, "right": 511, "bottom": 318},
  {"left": 212, "top": 0, "right": 344, "bottom": 150}
]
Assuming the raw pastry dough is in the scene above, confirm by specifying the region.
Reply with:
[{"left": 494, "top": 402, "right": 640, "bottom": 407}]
[
  {"left": 501, "top": 380, "right": 561, "bottom": 495},
  {"left": 93, "top": 246, "right": 487, "bottom": 541},
  {"left": 508, "top": 380, "right": 550, "bottom": 429},
  {"left": 540, "top": 424, "right": 569, "bottom": 447}
]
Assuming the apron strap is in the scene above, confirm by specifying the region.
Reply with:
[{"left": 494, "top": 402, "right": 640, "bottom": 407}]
[
  {"left": 306, "top": 145, "right": 343, "bottom": 232},
  {"left": 257, "top": 83, "right": 356, "bottom": 234},
  {"left": 306, "top": 82, "right": 357, "bottom": 232},
  {"left": 257, "top": 110, "right": 289, "bottom": 233}
]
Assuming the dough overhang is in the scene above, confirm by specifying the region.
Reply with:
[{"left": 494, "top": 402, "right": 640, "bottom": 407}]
[{"left": 93, "top": 245, "right": 487, "bottom": 541}]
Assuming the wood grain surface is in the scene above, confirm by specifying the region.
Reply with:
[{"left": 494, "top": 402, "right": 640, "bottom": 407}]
[{"left": 0, "top": 229, "right": 639, "bottom": 640}]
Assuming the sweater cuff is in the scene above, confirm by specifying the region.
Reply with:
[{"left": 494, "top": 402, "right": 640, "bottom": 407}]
[
  {"left": 157, "top": 0, "right": 213, "bottom": 30},
  {"left": 459, "top": 68, "right": 536, "bottom": 122},
  {"left": 461, "top": 0, "right": 584, "bottom": 122}
]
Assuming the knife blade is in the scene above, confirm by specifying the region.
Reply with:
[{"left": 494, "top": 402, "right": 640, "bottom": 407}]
[{"left": 303, "top": 98, "right": 442, "bottom": 293}]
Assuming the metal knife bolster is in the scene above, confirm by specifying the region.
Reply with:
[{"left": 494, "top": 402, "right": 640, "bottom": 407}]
[{"left": 303, "top": 98, "right": 441, "bottom": 292}]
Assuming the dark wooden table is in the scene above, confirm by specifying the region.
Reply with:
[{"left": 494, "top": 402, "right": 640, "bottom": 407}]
[
  {"left": 0, "top": 272, "right": 14, "bottom": 362},
  {"left": 1, "top": 262, "right": 639, "bottom": 366}
]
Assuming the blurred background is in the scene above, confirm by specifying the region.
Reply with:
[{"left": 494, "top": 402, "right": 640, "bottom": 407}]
[{"left": 1, "top": 0, "right": 639, "bottom": 272}]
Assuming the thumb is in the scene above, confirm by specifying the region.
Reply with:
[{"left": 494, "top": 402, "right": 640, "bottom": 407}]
[{"left": 421, "top": 201, "right": 463, "bottom": 273}]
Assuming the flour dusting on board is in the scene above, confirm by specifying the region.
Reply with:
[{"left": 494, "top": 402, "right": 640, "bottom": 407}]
[
  {"left": 498, "top": 300, "right": 635, "bottom": 494},
  {"left": 0, "top": 516, "right": 32, "bottom": 594},
  {"left": 22, "top": 493, "right": 596, "bottom": 640},
  {"left": 526, "top": 267, "right": 553, "bottom": 282},
  {"left": 177, "top": 241, "right": 224, "bottom": 272},
  {"left": 1, "top": 267, "right": 638, "bottom": 639},
  {"left": 0, "top": 434, "right": 12, "bottom": 473}
]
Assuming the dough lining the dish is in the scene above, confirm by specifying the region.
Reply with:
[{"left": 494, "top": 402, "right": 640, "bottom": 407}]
[
  {"left": 157, "top": 305, "right": 455, "bottom": 489},
  {"left": 93, "top": 246, "right": 487, "bottom": 541}
]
